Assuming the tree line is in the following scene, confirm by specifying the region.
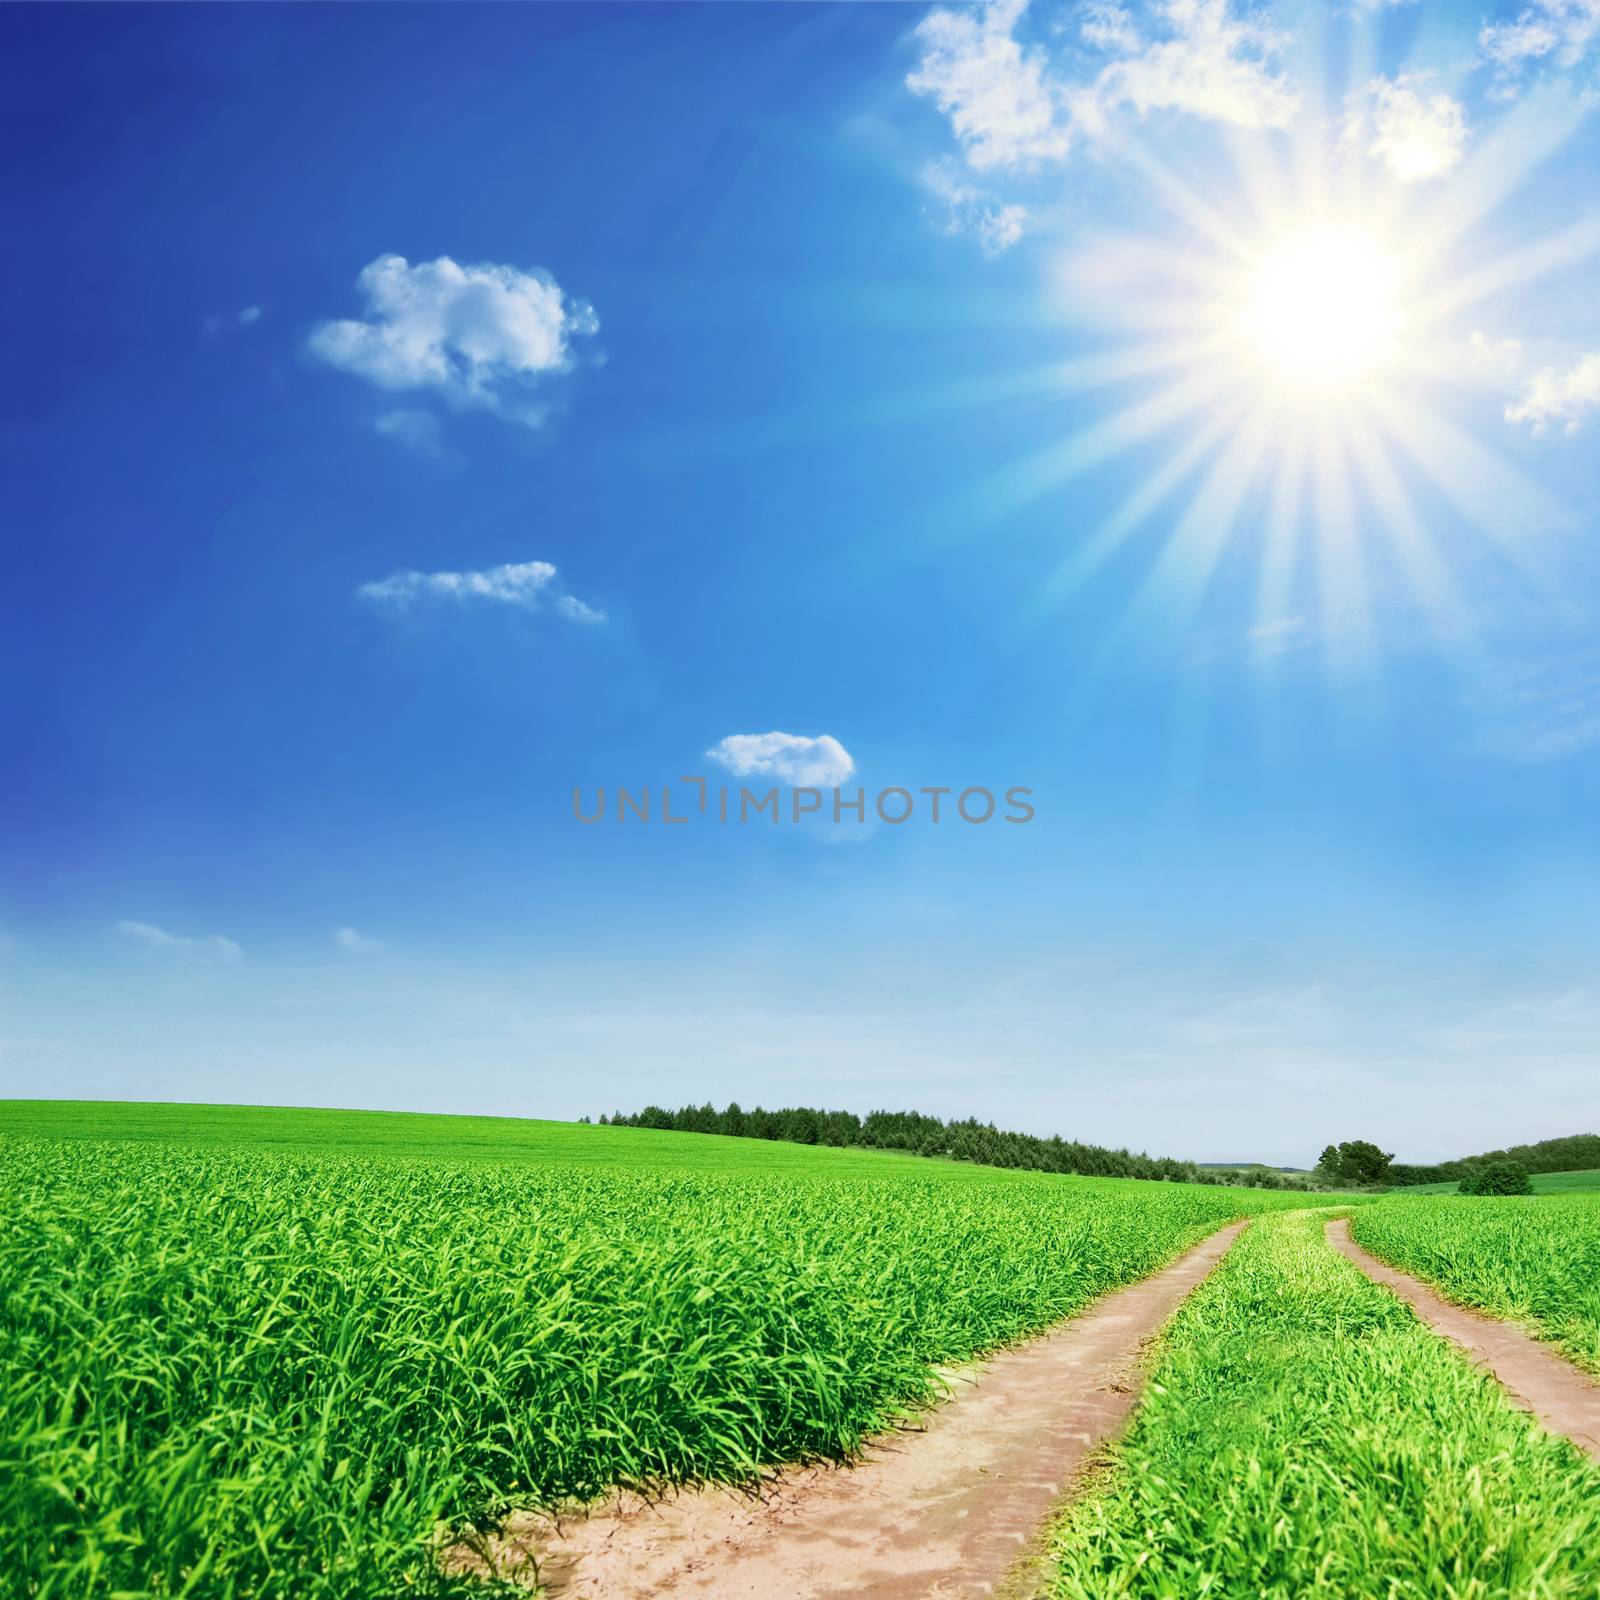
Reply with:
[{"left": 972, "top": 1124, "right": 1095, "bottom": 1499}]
[
  {"left": 600, "top": 1103, "right": 1314, "bottom": 1189},
  {"left": 1385, "top": 1132, "right": 1600, "bottom": 1187}
]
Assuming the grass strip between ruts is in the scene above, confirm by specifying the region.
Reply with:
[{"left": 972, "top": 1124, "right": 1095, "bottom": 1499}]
[{"left": 1045, "top": 1208, "right": 1600, "bottom": 1600}]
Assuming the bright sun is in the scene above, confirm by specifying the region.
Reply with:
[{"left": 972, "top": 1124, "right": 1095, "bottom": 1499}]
[{"left": 1235, "top": 225, "right": 1405, "bottom": 396}]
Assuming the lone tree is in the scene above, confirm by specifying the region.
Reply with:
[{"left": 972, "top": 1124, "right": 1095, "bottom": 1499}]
[
  {"left": 1315, "top": 1140, "right": 1395, "bottom": 1187},
  {"left": 1459, "top": 1161, "right": 1534, "bottom": 1196}
]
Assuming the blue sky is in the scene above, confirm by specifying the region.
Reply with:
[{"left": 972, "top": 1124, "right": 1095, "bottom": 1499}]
[{"left": 3, "top": 0, "right": 1598, "bottom": 1164}]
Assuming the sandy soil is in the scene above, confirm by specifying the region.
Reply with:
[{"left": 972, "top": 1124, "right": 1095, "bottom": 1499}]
[
  {"left": 1326, "top": 1217, "right": 1600, "bottom": 1462},
  {"left": 447, "top": 1221, "right": 1247, "bottom": 1598}
]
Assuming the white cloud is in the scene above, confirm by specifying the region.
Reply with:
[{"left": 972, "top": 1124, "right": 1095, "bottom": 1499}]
[
  {"left": 1361, "top": 75, "right": 1468, "bottom": 180},
  {"left": 374, "top": 408, "right": 448, "bottom": 458},
  {"left": 907, "top": 0, "right": 1073, "bottom": 170},
  {"left": 202, "top": 305, "right": 264, "bottom": 336},
  {"left": 308, "top": 254, "right": 597, "bottom": 424},
  {"left": 706, "top": 732, "right": 856, "bottom": 787},
  {"left": 357, "top": 560, "right": 604, "bottom": 622},
  {"left": 1077, "top": 0, "right": 1300, "bottom": 136},
  {"left": 116, "top": 920, "right": 242, "bottom": 961},
  {"left": 1481, "top": 1, "right": 1600, "bottom": 91},
  {"left": 908, "top": 0, "right": 1298, "bottom": 190},
  {"left": 554, "top": 593, "right": 606, "bottom": 624},
  {"left": 1470, "top": 329, "right": 1525, "bottom": 377},
  {"left": 333, "top": 926, "right": 384, "bottom": 954},
  {"left": 1080, "top": 2, "right": 1143, "bottom": 52},
  {"left": 1505, "top": 350, "right": 1600, "bottom": 431},
  {"left": 921, "top": 159, "right": 1029, "bottom": 253}
]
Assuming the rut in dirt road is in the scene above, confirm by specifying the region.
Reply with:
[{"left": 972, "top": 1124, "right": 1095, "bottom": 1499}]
[
  {"left": 448, "top": 1221, "right": 1247, "bottom": 1600},
  {"left": 1326, "top": 1217, "right": 1600, "bottom": 1463}
]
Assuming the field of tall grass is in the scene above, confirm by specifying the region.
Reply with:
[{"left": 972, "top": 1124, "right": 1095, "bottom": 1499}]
[
  {"left": 1046, "top": 1208, "right": 1600, "bottom": 1599},
  {"left": 0, "top": 1108, "right": 1310, "bottom": 1600},
  {"left": 1352, "top": 1193, "right": 1600, "bottom": 1374}
]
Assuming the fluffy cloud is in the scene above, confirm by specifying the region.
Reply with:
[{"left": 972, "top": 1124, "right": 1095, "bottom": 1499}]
[
  {"left": 357, "top": 560, "right": 604, "bottom": 622},
  {"left": 1362, "top": 75, "right": 1468, "bottom": 180},
  {"left": 1081, "top": 0, "right": 1299, "bottom": 133},
  {"left": 706, "top": 732, "right": 856, "bottom": 788},
  {"left": 1481, "top": 0, "right": 1600, "bottom": 86},
  {"left": 909, "top": 0, "right": 1298, "bottom": 187},
  {"left": 921, "top": 159, "right": 1029, "bottom": 253},
  {"left": 309, "top": 254, "right": 597, "bottom": 423},
  {"left": 907, "top": 0, "right": 1072, "bottom": 170},
  {"left": 116, "top": 920, "right": 242, "bottom": 961},
  {"left": 1505, "top": 351, "right": 1600, "bottom": 431},
  {"left": 333, "top": 926, "right": 384, "bottom": 954}
]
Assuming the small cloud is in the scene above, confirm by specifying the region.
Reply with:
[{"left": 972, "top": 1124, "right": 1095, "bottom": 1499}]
[
  {"left": 1358, "top": 75, "right": 1467, "bottom": 181},
  {"left": 706, "top": 732, "right": 855, "bottom": 787},
  {"left": 907, "top": 0, "right": 1072, "bottom": 172},
  {"left": 374, "top": 408, "right": 448, "bottom": 458},
  {"left": 1080, "top": 2, "right": 1142, "bottom": 52},
  {"left": 1249, "top": 614, "right": 1312, "bottom": 657},
  {"left": 333, "top": 926, "right": 384, "bottom": 954},
  {"left": 116, "top": 920, "right": 242, "bottom": 961},
  {"left": 1469, "top": 330, "right": 1525, "bottom": 378},
  {"left": 554, "top": 593, "right": 606, "bottom": 624},
  {"left": 1481, "top": 0, "right": 1600, "bottom": 93},
  {"left": 921, "top": 159, "right": 1029, "bottom": 254},
  {"left": 202, "top": 305, "right": 265, "bottom": 336},
  {"left": 1505, "top": 350, "right": 1600, "bottom": 433},
  {"left": 357, "top": 559, "right": 604, "bottom": 622},
  {"left": 308, "top": 253, "right": 597, "bottom": 426}
]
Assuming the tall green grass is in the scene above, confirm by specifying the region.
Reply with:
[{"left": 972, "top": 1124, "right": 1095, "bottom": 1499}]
[
  {"left": 1046, "top": 1209, "right": 1600, "bottom": 1599},
  {"left": 1, "top": 1133, "right": 1298, "bottom": 1599},
  {"left": 1353, "top": 1193, "right": 1600, "bottom": 1374}
]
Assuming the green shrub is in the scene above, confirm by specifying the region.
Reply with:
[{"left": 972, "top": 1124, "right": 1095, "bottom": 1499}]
[{"left": 1459, "top": 1161, "right": 1535, "bottom": 1196}]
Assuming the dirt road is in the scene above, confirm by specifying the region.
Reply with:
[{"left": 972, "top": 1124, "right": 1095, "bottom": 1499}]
[
  {"left": 450, "top": 1221, "right": 1247, "bottom": 1598},
  {"left": 1326, "top": 1217, "right": 1600, "bottom": 1462}
]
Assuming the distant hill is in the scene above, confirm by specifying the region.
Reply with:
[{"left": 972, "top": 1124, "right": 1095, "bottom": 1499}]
[
  {"left": 1388, "top": 1133, "right": 1600, "bottom": 1187},
  {"left": 1197, "top": 1163, "right": 1311, "bottom": 1173}
]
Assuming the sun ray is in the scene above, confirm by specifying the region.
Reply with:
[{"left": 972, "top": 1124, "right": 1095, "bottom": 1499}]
[
  {"left": 1340, "top": 415, "right": 1480, "bottom": 658},
  {"left": 1112, "top": 404, "right": 1277, "bottom": 649},
  {"left": 1020, "top": 401, "right": 1247, "bottom": 627}
]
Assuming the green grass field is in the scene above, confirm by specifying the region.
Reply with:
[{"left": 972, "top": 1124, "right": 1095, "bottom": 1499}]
[
  {"left": 0, "top": 1098, "right": 1005, "bottom": 1179},
  {"left": 1046, "top": 1208, "right": 1600, "bottom": 1599},
  {"left": 1352, "top": 1192, "right": 1600, "bottom": 1374},
  {"left": 1392, "top": 1167, "right": 1600, "bottom": 1195},
  {"left": 1, "top": 1101, "right": 1316, "bottom": 1600}
]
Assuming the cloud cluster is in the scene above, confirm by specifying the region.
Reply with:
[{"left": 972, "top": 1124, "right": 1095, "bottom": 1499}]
[
  {"left": 116, "top": 920, "right": 242, "bottom": 961},
  {"left": 908, "top": 0, "right": 1072, "bottom": 170},
  {"left": 706, "top": 732, "right": 856, "bottom": 788},
  {"left": 906, "top": 1, "right": 1298, "bottom": 251},
  {"left": 908, "top": 0, "right": 1298, "bottom": 180},
  {"left": 357, "top": 560, "right": 604, "bottom": 623},
  {"left": 1505, "top": 351, "right": 1600, "bottom": 432},
  {"left": 1481, "top": 0, "right": 1600, "bottom": 91},
  {"left": 309, "top": 254, "right": 597, "bottom": 424},
  {"left": 333, "top": 926, "right": 384, "bottom": 954},
  {"left": 921, "top": 159, "right": 1029, "bottom": 253},
  {"left": 1080, "top": 0, "right": 1298, "bottom": 133},
  {"left": 1361, "top": 75, "right": 1468, "bottom": 181}
]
